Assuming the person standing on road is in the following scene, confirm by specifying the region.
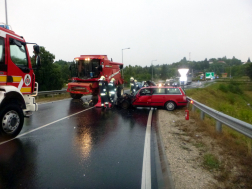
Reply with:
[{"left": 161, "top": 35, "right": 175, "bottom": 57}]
[
  {"left": 130, "top": 77, "right": 136, "bottom": 94},
  {"left": 108, "top": 78, "right": 116, "bottom": 103},
  {"left": 99, "top": 76, "right": 109, "bottom": 108}
]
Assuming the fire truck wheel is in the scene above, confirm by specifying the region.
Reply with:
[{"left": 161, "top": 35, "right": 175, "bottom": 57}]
[
  {"left": 0, "top": 103, "right": 24, "bottom": 138},
  {"left": 165, "top": 101, "right": 176, "bottom": 111},
  {"left": 70, "top": 93, "right": 83, "bottom": 99}
]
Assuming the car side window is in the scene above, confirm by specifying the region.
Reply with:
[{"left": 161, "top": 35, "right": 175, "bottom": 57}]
[
  {"left": 140, "top": 88, "right": 152, "bottom": 95},
  {"left": 166, "top": 88, "right": 181, "bottom": 94},
  {"left": 153, "top": 88, "right": 165, "bottom": 94}
]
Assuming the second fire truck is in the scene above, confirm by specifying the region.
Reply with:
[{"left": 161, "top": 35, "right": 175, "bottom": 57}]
[{"left": 67, "top": 55, "right": 124, "bottom": 106}]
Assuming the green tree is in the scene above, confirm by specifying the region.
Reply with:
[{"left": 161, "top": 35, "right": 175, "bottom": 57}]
[
  {"left": 246, "top": 63, "right": 252, "bottom": 80},
  {"left": 54, "top": 59, "right": 73, "bottom": 83},
  {"left": 31, "top": 47, "right": 64, "bottom": 91}
]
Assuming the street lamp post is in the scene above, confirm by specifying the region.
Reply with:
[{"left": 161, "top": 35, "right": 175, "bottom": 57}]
[
  {"left": 122, "top": 48, "right": 130, "bottom": 86},
  {"left": 5, "top": 0, "right": 8, "bottom": 25},
  {"left": 122, "top": 48, "right": 130, "bottom": 65},
  {"left": 151, "top": 59, "right": 157, "bottom": 81}
]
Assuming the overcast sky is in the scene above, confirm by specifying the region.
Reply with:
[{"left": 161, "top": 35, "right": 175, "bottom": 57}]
[{"left": 1, "top": 0, "right": 251, "bottom": 67}]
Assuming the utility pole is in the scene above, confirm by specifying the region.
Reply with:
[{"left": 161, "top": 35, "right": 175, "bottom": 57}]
[{"left": 5, "top": 0, "right": 8, "bottom": 25}]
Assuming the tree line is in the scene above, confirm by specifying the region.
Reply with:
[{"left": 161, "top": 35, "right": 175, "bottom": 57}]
[{"left": 31, "top": 47, "right": 252, "bottom": 90}]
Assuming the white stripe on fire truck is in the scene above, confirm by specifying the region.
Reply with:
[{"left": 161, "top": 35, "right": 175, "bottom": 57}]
[{"left": 0, "top": 30, "right": 24, "bottom": 40}]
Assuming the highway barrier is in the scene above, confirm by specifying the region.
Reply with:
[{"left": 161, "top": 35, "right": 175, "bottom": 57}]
[{"left": 187, "top": 97, "right": 252, "bottom": 139}]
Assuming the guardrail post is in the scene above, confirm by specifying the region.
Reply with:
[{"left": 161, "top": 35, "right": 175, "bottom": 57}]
[
  {"left": 192, "top": 105, "right": 195, "bottom": 112},
  {"left": 216, "top": 121, "right": 222, "bottom": 133},
  {"left": 200, "top": 111, "right": 205, "bottom": 120}
]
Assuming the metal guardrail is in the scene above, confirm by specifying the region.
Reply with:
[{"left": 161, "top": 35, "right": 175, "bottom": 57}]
[
  {"left": 187, "top": 97, "right": 252, "bottom": 139},
  {"left": 37, "top": 89, "right": 67, "bottom": 96}
]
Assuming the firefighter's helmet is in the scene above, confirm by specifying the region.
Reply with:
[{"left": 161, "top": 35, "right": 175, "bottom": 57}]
[
  {"left": 135, "top": 80, "right": 137, "bottom": 82},
  {"left": 130, "top": 77, "right": 134, "bottom": 81},
  {"left": 111, "top": 78, "right": 115, "bottom": 82},
  {"left": 100, "top": 76, "right": 105, "bottom": 80}
]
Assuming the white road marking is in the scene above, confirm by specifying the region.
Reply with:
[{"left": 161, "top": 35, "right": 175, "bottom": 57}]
[
  {"left": 141, "top": 108, "right": 153, "bottom": 189},
  {"left": 0, "top": 107, "right": 95, "bottom": 146}
]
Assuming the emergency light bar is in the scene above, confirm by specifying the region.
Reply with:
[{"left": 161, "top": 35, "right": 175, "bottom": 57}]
[{"left": 0, "top": 24, "right": 9, "bottom": 29}]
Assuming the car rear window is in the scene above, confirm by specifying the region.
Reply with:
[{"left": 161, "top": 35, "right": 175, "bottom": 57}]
[{"left": 166, "top": 88, "right": 182, "bottom": 94}]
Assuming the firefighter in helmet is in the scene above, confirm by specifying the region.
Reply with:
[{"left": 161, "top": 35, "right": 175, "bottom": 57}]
[
  {"left": 99, "top": 76, "right": 109, "bottom": 107},
  {"left": 108, "top": 78, "right": 116, "bottom": 104},
  {"left": 130, "top": 77, "right": 136, "bottom": 94}
]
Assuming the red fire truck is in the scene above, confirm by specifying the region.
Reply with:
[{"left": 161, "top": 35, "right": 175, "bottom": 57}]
[
  {"left": 0, "top": 24, "right": 40, "bottom": 138},
  {"left": 67, "top": 55, "right": 124, "bottom": 106}
]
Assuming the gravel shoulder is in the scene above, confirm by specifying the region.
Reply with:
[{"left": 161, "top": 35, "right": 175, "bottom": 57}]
[{"left": 158, "top": 109, "right": 222, "bottom": 189}]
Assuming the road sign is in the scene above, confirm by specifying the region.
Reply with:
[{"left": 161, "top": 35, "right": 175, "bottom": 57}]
[{"left": 205, "top": 72, "right": 214, "bottom": 79}]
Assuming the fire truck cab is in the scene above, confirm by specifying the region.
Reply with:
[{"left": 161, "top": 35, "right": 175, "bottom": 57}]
[
  {"left": 0, "top": 24, "right": 40, "bottom": 138},
  {"left": 68, "top": 55, "right": 124, "bottom": 106}
]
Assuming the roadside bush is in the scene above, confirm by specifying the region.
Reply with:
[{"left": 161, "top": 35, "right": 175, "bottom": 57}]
[
  {"left": 218, "top": 83, "right": 243, "bottom": 94},
  {"left": 228, "top": 83, "right": 243, "bottom": 94},
  {"left": 218, "top": 84, "right": 228, "bottom": 93}
]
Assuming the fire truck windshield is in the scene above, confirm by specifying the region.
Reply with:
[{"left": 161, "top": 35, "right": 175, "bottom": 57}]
[{"left": 75, "top": 59, "right": 100, "bottom": 79}]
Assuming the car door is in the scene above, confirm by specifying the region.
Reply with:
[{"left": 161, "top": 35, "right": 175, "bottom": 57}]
[
  {"left": 151, "top": 88, "right": 166, "bottom": 106},
  {"left": 133, "top": 88, "right": 152, "bottom": 106}
]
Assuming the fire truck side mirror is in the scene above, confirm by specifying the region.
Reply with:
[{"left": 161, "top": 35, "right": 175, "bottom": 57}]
[
  {"left": 120, "top": 65, "right": 123, "bottom": 69},
  {"left": 33, "top": 45, "right": 40, "bottom": 55}
]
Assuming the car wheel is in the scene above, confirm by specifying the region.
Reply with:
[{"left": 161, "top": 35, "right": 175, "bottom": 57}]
[
  {"left": 165, "top": 101, "right": 176, "bottom": 111},
  {"left": 0, "top": 103, "right": 24, "bottom": 138},
  {"left": 121, "top": 101, "right": 130, "bottom": 109},
  {"left": 70, "top": 93, "right": 83, "bottom": 99}
]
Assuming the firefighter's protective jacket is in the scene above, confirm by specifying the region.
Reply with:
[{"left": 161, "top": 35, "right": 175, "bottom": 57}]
[
  {"left": 99, "top": 80, "right": 107, "bottom": 96},
  {"left": 130, "top": 80, "right": 136, "bottom": 93},
  {"left": 108, "top": 81, "right": 116, "bottom": 95}
]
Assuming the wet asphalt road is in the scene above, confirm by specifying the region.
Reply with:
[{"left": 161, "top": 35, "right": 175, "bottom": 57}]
[{"left": 0, "top": 97, "right": 160, "bottom": 189}]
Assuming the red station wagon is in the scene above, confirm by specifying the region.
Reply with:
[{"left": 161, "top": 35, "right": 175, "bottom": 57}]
[{"left": 130, "top": 86, "right": 187, "bottom": 111}]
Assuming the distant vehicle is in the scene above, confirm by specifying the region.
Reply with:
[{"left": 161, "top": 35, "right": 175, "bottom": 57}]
[
  {"left": 187, "top": 76, "right": 192, "bottom": 85},
  {"left": 179, "top": 75, "right": 192, "bottom": 85},
  {"left": 117, "top": 86, "right": 187, "bottom": 111},
  {"left": 165, "top": 79, "right": 174, "bottom": 86},
  {"left": 172, "top": 82, "right": 178, "bottom": 87}
]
